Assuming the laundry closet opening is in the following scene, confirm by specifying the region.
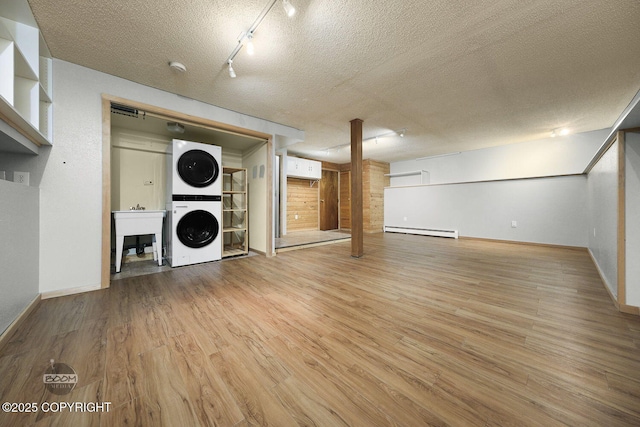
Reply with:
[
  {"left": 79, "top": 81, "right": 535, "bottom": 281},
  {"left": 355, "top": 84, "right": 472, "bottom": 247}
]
[{"left": 102, "top": 96, "right": 272, "bottom": 284}]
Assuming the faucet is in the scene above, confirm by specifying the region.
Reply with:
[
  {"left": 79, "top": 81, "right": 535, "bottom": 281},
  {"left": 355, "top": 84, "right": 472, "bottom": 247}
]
[{"left": 130, "top": 204, "right": 146, "bottom": 210}]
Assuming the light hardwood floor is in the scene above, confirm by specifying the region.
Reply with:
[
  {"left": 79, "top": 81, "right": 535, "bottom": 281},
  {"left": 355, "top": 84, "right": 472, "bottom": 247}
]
[
  {"left": 1, "top": 233, "right": 639, "bottom": 426},
  {"left": 275, "top": 230, "right": 351, "bottom": 251}
]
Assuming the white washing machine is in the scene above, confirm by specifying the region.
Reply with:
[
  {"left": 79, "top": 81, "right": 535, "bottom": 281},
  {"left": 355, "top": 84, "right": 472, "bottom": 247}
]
[
  {"left": 165, "top": 140, "right": 223, "bottom": 267},
  {"left": 165, "top": 198, "right": 222, "bottom": 267},
  {"left": 166, "top": 139, "right": 222, "bottom": 197}
]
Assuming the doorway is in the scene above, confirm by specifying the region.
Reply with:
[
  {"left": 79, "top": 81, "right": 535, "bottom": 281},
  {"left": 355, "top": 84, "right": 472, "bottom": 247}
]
[
  {"left": 101, "top": 95, "right": 272, "bottom": 287},
  {"left": 320, "top": 169, "right": 339, "bottom": 230}
]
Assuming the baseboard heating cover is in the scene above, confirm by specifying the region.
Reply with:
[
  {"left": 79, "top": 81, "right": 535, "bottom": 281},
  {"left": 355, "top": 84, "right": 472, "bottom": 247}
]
[{"left": 384, "top": 226, "right": 459, "bottom": 239}]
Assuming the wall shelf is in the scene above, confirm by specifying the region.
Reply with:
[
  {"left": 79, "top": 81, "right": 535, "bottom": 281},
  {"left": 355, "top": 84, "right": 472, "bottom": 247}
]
[
  {"left": 384, "top": 170, "right": 429, "bottom": 177},
  {"left": 222, "top": 167, "right": 249, "bottom": 258},
  {"left": 0, "top": 10, "right": 52, "bottom": 154},
  {"left": 385, "top": 170, "right": 430, "bottom": 185}
]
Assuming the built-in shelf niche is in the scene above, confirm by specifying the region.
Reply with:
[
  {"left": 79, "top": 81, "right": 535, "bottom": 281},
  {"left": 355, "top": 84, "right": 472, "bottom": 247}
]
[{"left": 0, "top": 11, "right": 53, "bottom": 154}]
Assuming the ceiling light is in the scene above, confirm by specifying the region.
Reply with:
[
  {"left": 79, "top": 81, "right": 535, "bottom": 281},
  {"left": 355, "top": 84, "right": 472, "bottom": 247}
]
[
  {"left": 166, "top": 122, "right": 185, "bottom": 134},
  {"left": 551, "top": 127, "right": 570, "bottom": 138},
  {"left": 246, "top": 34, "right": 255, "bottom": 56},
  {"left": 282, "top": 0, "right": 296, "bottom": 17},
  {"left": 224, "top": 0, "right": 299, "bottom": 77},
  {"left": 362, "top": 128, "right": 408, "bottom": 143},
  {"left": 228, "top": 60, "right": 236, "bottom": 78},
  {"left": 169, "top": 61, "right": 186, "bottom": 73},
  {"left": 322, "top": 127, "right": 408, "bottom": 153}
]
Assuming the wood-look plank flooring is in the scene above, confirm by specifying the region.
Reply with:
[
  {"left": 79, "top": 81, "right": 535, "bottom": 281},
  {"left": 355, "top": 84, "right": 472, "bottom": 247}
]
[
  {"left": 275, "top": 230, "right": 351, "bottom": 250},
  {"left": 1, "top": 233, "right": 640, "bottom": 426}
]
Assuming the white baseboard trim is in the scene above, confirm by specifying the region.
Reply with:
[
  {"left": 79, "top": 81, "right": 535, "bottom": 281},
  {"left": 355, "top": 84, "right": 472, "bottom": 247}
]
[{"left": 41, "top": 284, "right": 102, "bottom": 300}]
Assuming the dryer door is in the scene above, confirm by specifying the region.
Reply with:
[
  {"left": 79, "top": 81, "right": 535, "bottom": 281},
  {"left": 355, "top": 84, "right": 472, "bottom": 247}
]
[
  {"left": 176, "top": 209, "right": 219, "bottom": 248},
  {"left": 177, "top": 149, "right": 220, "bottom": 188}
]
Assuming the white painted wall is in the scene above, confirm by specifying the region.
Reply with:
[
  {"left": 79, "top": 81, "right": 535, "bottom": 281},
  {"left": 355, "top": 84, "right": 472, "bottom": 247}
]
[
  {"left": 384, "top": 175, "right": 588, "bottom": 247},
  {"left": 625, "top": 133, "right": 640, "bottom": 306},
  {"left": 36, "top": 59, "right": 302, "bottom": 294},
  {"left": 111, "top": 127, "right": 170, "bottom": 211},
  {"left": 587, "top": 141, "right": 619, "bottom": 297},
  {"left": 0, "top": 179, "right": 39, "bottom": 334},
  {"left": 223, "top": 150, "right": 243, "bottom": 169},
  {"left": 390, "top": 129, "right": 608, "bottom": 186},
  {"left": 244, "top": 143, "right": 269, "bottom": 253}
]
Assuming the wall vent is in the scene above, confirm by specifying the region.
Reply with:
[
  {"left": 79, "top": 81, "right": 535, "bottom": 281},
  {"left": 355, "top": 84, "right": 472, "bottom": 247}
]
[{"left": 111, "top": 103, "right": 139, "bottom": 118}]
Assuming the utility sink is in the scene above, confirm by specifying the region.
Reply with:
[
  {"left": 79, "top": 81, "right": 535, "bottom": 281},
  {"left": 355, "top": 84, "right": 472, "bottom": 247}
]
[{"left": 112, "top": 210, "right": 166, "bottom": 273}]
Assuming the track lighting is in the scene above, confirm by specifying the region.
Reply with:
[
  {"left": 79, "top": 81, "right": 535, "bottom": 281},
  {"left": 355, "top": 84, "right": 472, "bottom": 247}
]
[
  {"left": 224, "top": 0, "right": 298, "bottom": 78},
  {"left": 246, "top": 33, "right": 255, "bottom": 56},
  {"left": 282, "top": 0, "right": 296, "bottom": 17},
  {"left": 227, "top": 60, "right": 236, "bottom": 78},
  {"left": 363, "top": 128, "right": 407, "bottom": 142},
  {"left": 321, "top": 127, "right": 408, "bottom": 154}
]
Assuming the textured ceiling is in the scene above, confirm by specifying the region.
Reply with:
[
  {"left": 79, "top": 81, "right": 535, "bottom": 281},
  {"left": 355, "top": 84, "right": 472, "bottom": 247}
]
[{"left": 27, "top": 0, "right": 640, "bottom": 163}]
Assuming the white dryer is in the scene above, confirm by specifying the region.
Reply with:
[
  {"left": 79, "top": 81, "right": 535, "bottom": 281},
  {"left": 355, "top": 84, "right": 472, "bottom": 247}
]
[
  {"left": 165, "top": 140, "right": 223, "bottom": 267},
  {"left": 166, "top": 139, "right": 222, "bottom": 197}
]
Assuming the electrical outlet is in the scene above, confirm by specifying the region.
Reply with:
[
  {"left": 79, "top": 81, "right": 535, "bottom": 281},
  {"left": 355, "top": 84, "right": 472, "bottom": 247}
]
[
  {"left": 294, "top": 214, "right": 299, "bottom": 220},
  {"left": 13, "top": 171, "right": 29, "bottom": 186},
  {"left": 403, "top": 216, "right": 408, "bottom": 222},
  {"left": 511, "top": 220, "right": 517, "bottom": 228}
]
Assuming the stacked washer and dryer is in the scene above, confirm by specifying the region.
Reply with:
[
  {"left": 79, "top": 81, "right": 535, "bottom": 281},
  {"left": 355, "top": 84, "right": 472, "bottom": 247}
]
[{"left": 165, "top": 139, "right": 223, "bottom": 267}]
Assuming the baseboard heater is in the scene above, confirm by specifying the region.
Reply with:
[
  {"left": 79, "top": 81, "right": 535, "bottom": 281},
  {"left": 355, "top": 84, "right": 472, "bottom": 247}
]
[{"left": 384, "top": 226, "right": 459, "bottom": 239}]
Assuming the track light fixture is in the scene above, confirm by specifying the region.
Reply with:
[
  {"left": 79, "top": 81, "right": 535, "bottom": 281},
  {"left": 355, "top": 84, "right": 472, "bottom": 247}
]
[
  {"left": 363, "top": 128, "right": 407, "bottom": 142},
  {"left": 246, "top": 33, "right": 255, "bottom": 56},
  {"left": 224, "top": 0, "right": 297, "bottom": 78},
  {"left": 282, "top": 0, "right": 296, "bottom": 17},
  {"left": 321, "top": 128, "right": 408, "bottom": 154},
  {"left": 227, "top": 60, "right": 236, "bottom": 78}
]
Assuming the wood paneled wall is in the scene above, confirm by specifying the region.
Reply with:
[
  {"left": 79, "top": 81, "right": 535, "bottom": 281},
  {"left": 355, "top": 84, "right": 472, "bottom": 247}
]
[
  {"left": 321, "top": 161, "right": 343, "bottom": 171},
  {"left": 363, "top": 159, "right": 390, "bottom": 233},
  {"left": 286, "top": 177, "right": 319, "bottom": 231},
  {"left": 340, "top": 170, "right": 351, "bottom": 230},
  {"left": 285, "top": 159, "right": 389, "bottom": 234}
]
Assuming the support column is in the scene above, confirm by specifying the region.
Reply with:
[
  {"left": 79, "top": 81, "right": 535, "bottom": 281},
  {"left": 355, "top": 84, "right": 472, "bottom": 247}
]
[{"left": 350, "top": 118, "right": 364, "bottom": 258}]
